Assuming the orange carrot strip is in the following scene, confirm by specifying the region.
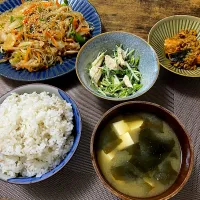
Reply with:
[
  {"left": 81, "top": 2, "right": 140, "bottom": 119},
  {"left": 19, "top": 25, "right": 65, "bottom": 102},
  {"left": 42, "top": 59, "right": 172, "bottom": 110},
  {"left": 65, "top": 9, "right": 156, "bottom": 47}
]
[
  {"left": 42, "top": 2, "right": 53, "bottom": 7},
  {"left": 73, "top": 18, "right": 79, "bottom": 29},
  {"left": 23, "top": 17, "right": 28, "bottom": 24},
  {"left": 56, "top": 0, "right": 60, "bottom": 6},
  {"left": 23, "top": 4, "right": 37, "bottom": 14},
  {"left": 196, "top": 55, "right": 200, "bottom": 64},
  {"left": 16, "top": 32, "right": 23, "bottom": 40},
  {"left": 24, "top": 47, "right": 31, "bottom": 62},
  {"left": 78, "top": 27, "right": 90, "bottom": 33},
  {"left": 45, "top": 31, "right": 58, "bottom": 48},
  {"left": 21, "top": 0, "right": 25, "bottom": 4}
]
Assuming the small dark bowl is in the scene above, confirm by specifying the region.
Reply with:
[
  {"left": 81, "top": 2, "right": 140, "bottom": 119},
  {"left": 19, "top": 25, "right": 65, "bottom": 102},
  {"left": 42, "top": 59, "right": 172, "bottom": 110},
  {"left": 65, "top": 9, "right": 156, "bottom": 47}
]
[{"left": 90, "top": 101, "right": 194, "bottom": 200}]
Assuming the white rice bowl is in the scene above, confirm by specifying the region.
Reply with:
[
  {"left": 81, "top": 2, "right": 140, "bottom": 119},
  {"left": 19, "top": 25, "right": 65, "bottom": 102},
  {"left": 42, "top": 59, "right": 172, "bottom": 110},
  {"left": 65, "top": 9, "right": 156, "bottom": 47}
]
[{"left": 0, "top": 92, "right": 74, "bottom": 178}]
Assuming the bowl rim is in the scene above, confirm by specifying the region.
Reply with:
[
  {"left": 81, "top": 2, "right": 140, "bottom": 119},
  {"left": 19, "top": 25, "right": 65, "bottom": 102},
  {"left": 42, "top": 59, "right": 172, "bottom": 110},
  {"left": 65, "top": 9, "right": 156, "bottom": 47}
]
[
  {"left": 0, "top": 83, "right": 82, "bottom": 184},
  {"left": 76, "top": 31, "right": 160, "bottom": 101},
  {"left": 90, "top": 101, "right": 194, "bottom": 200},
  {"left": 148, "top": 14, "right": 200, "bottom": 78}
]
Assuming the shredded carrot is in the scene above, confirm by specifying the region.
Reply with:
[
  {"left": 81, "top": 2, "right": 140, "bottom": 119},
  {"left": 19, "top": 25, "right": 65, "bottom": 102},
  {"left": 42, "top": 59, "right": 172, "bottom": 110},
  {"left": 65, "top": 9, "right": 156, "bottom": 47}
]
[
  {"left": 56, "top": 0, "right": 60, "bottom": 7},
  {"left": 23, "top": 4, "right": 37, "bottom": 15},
  {"left": 78, "top": 27, "right": 90, "bottom": 33},
  {"left": 72, "top": 18, "right": 79, "bottom": 29},
  {"left": 45, "top": 31, "right": 58, "bottom": 48},
  {"left": 23, "top": 17, "right": 28, "bottom": 24},
  {"left": 42, "top": 2, "right": 53, "bottom": 7},
  {"left": 24, "top": 47, "right": 31, "bottom": 62},
  {"left": 21, "top": 0, "right": 25, "bottom": 4},
  {"left": 16, "top": 32, "right": 23, "bottom": 40}
]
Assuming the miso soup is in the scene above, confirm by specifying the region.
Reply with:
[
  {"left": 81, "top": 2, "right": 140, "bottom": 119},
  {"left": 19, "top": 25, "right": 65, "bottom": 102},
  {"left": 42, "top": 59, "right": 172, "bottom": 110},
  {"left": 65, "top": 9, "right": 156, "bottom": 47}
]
[{"left": 97, "top": 113, "right": 181, "bottom": 198}]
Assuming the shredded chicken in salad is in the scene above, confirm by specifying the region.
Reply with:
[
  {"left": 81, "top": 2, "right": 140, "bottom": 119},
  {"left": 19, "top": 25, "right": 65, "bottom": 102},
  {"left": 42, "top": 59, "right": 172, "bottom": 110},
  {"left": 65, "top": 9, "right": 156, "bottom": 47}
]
[
  {"left": 89, "top": 45, "right": 143, "bottom": 98},
  {"left": 0, "top": 0, "right": 93, "bottom": 72}
]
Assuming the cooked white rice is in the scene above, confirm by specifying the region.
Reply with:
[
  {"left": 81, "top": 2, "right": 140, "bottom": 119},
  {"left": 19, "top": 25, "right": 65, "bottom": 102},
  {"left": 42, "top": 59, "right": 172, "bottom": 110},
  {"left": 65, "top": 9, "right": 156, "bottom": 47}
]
[{"left": 0, "top": 92, "right": 74, "bottom": 178}]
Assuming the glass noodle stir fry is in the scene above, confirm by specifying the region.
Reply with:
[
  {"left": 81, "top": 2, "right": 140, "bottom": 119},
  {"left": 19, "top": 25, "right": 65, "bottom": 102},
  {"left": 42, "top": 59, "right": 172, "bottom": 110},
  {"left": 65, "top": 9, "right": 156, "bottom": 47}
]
[
  {"left": 89, "top": 45, "right": 142, "bottom": 98},
  {"left": 0, "top": 0, "right": 93, "bottom": 72}
]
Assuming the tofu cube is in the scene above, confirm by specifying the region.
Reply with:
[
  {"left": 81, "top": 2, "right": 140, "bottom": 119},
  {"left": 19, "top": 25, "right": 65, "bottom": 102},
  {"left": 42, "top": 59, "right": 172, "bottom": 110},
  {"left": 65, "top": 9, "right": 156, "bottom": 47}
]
[
  {"left": 129, "top": 128, "right": 141, "bottom": 143},
  {"left": 112, "top": 120, "right": 129, "bottom": 136},
  {"left": 117, "top": 132, "right": 134, "bottom": 150},
  {"left": 127, "top": 117, "right": 143, "bottom": 130},
  {"left": 99, "top": 149, "right": 117, "bottom": 162}
]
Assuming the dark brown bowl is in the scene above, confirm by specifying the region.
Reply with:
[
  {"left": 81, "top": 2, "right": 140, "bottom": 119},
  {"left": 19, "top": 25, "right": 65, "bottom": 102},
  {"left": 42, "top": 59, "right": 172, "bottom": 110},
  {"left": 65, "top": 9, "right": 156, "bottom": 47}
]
[{"left": 90, "top": 101, "right": 194, "bottom": 200}]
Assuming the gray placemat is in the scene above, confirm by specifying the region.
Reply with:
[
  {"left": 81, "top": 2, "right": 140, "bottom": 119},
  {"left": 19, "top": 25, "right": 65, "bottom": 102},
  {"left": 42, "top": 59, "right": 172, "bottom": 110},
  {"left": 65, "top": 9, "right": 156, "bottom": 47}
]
[{"left": 0, "top": 69, "right": 198, "bottom": 200}]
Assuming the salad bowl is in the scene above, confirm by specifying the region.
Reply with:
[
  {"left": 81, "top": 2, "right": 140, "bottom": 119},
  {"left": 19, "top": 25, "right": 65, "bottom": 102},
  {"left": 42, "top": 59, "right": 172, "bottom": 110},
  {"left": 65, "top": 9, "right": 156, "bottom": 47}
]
[{"left": 76, "top": 31, "right": 159, "bottom": 101}]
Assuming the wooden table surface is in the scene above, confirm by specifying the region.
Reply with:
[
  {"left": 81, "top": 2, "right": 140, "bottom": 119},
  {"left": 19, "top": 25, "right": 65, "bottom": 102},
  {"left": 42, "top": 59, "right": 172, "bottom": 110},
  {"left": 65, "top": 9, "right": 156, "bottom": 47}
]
[
  {"left": 90, "top": 0, "right": 200, "bottom": 40},
  {"left": 1, "top": 1, "right": 200, "bottom": 200}
]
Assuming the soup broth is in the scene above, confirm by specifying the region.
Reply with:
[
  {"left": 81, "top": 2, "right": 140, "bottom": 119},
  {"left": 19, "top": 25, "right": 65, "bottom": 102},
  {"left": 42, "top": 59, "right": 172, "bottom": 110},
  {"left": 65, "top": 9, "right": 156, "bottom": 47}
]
[{"left": 97, "top": 113, "right": 181, "bottom": 198}]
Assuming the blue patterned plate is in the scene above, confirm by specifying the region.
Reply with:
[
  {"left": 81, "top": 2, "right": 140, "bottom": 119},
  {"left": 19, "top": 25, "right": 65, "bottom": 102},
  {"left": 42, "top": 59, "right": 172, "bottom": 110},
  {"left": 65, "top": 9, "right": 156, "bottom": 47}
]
[{"left": 0, "top": 0, "right": 101, "bottom": 81}]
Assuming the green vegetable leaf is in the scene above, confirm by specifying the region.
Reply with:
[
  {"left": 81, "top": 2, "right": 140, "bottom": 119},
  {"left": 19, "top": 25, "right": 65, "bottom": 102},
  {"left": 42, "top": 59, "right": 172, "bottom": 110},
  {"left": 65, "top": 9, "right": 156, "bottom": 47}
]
[
  {"left": 135, "top": 56, "right": 140, "bottom": 66},
  {"left": 69, "top": 17, "right": 74, "bottom": 24},
  {"left": 61, "top": 0, "right": 68, "bottom": 6},
  {"left": 69, "top": 29, "right": 75, "bottom": 37},
  {"left": 89, "top": 45, "right": 142, "bottom": 98},
  {"left": 74, "top": 33, "right": 86, "bottom": 44},
  {"left": 130, "top": 56, "right": 135, "bottom": 65},
  {"left": 30, "top": 26, "right": 34, "bottom": 33},
  {"left": 126, "top": 62, "right": 140, "bottom": 82},
  {"left": 127, "top": 49, "right": 135, "bottom": 57},
  {"left": 133, "top": 83, "right": 143, "bottom": 91},
  {"left": 16, "top": 25, "right": 23, "bottom": 29},
  {"left": 16, "top": 16, "right": 23, "bottom": 21},
  {"left": 10, "top": 16, "right": 14, "bottom": 23},
  {"left": 64, "top": 0, "right": 68, "bottom": 5}
]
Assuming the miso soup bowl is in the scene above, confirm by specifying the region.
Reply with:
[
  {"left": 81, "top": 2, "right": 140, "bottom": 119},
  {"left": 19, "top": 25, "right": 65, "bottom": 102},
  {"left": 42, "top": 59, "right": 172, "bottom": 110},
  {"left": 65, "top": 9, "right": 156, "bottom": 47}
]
[{"left": 90, "top": 101, "right": 194, "bottom": 200}]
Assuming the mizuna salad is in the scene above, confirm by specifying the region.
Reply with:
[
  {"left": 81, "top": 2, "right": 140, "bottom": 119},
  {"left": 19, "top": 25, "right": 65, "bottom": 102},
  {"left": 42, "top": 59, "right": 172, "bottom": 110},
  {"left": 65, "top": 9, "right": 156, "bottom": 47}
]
[
  {"left": 0, "top": 0, "right": 93, "bottom": 72},
  {"left": 89, "top": 45, "right": 143, "bottom": 98}
]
